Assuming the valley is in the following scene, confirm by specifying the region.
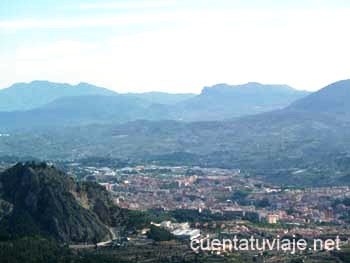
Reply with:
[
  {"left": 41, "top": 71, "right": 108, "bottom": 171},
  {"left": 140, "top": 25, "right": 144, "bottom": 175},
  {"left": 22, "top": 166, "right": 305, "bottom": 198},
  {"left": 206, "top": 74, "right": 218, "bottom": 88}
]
[{"left": 1, "top": 79, "right": 350, "bottom": 262}]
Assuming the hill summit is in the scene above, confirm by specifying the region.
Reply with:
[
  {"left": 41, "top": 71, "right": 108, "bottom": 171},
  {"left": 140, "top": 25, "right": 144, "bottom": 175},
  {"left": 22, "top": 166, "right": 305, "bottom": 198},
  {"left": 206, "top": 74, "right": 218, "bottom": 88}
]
[{"left": 288, "top": 79, "right": 350, "bottom": 114}]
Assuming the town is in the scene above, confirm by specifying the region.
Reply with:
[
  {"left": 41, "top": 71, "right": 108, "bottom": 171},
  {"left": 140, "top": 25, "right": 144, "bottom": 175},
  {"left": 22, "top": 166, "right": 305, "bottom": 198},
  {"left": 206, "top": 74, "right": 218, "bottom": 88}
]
[
  {"left": 62, "top": 161, "right": 350, "bottom": 248},
  {"left": 2, "top": 158, "right": 350, "bottom": 261}
]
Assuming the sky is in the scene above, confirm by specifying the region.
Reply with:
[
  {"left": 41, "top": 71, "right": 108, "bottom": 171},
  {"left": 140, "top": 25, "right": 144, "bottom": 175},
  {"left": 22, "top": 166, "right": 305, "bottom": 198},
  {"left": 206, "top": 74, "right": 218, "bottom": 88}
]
[{"left": 1, "top": 0, "right": 350, "bottom": 93}]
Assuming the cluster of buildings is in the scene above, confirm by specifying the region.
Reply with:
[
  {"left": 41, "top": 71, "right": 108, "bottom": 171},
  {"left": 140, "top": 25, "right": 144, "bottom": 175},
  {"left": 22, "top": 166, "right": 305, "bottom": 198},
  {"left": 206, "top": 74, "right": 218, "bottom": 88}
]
[
  {"left": 61, "top": 162, "right": 350, "bottom": 243},
  {"left": 249, "top": 186, "right": 350, "bottom": 224}
]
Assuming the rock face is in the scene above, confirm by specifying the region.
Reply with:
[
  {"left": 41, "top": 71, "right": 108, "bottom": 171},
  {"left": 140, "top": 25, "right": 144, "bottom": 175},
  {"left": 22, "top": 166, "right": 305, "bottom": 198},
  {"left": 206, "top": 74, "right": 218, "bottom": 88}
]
[{"left": 0, "top": 162, "right": 123, "bottom": 243}]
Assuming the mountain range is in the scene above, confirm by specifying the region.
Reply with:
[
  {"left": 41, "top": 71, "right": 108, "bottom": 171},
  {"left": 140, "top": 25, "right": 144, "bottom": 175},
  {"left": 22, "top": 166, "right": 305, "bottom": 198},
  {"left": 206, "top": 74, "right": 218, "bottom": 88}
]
[
  {"left": 0, "top": 80, "right": 308, "bottom": 129},
  {"left": 0, "top": 80, "right": 198, "bottom": 112},
  {"left": 1, "top": 79, "right": 349, "bottom": 185},
  {"left": 1, "top": 79, "right": 350, "bottom": 186}
]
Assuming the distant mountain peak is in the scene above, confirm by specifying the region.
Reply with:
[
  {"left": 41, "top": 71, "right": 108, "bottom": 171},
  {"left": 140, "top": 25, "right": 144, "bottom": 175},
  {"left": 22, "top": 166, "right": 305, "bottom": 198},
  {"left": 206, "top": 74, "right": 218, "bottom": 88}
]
[
  {"left": 0, "top": 80, "right": 117, "bottom": 111},
  {"left": 243, "top": 82, "right": 264, "bottom": 88},
  {"left": 27, "top": 80, "right": 72, "bottom": 87},
  {"left": 29, "top": 80, "right": 49, "bottom": 85},
  {"left": 201, "top": 82, "right": 302, "bottom": 96},
  {"left": 76, "top": 81, "right": 108, "bottom": 89},
  {"left": 288, "top": 79, "right": 350, "bottom": 113}
]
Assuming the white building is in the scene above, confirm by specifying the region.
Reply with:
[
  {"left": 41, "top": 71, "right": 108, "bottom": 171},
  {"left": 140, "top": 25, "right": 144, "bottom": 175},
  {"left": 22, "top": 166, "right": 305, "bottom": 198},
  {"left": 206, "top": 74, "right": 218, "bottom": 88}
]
[{"left": 172, "top": 229, "right": 200, "bottom": 240}]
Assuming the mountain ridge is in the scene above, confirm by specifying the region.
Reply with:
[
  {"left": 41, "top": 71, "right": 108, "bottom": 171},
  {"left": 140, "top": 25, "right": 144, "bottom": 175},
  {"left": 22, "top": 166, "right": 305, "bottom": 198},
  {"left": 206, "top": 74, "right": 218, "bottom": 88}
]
[
  {"left": 0, "top": 80, "right": 347, "bottom": 185},
  {"left": 0, "top": 80, "right": 117, "bottom": 112},
  {"left": 170, "top": 82, "right": 310, "bottom": 121},
  {"left": 0, "top": 80, "right": 310, "bottom": 129},
  {"left": 287, "top": 79, "right": 350, "bottom": 114}
]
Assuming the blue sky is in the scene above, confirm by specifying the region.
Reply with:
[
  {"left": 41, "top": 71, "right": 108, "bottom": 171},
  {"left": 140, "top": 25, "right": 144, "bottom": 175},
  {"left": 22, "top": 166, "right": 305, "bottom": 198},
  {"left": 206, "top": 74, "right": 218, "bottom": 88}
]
[{"left": 1, "top": 0, "right": 350, "bottom": 93}]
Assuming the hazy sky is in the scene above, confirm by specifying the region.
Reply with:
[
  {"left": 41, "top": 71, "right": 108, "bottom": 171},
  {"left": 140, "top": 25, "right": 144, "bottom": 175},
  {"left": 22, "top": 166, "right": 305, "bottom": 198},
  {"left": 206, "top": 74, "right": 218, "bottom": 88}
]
[{"left": 1, "top": 0, "right": 350, "bottom": 93}]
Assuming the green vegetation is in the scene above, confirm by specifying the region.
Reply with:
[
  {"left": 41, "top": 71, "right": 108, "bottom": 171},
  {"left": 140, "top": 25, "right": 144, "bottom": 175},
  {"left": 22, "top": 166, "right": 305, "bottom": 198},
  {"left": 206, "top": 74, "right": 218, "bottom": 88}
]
[
  {"left": 147, "top": 225, "right": 175, "bottom": 241},
  {"left": 0, "top": 237, "right": 133, "bottom": 263},
  {"left": 333, "top": 246, "right": 350, "bottom": 262},
  {"left": 123, "top": 209, "right": 172, "bottom": 229}
]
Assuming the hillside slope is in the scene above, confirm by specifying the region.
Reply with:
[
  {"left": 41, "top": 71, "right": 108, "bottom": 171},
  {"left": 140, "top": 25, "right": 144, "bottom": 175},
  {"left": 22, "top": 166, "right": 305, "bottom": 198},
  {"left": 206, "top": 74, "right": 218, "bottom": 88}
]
[
  {"left": 0, "top": 162, "right": 133, "bottom": 243},
  {"left": 287, "top": 79, "right": 350, "bottom": 115}
]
